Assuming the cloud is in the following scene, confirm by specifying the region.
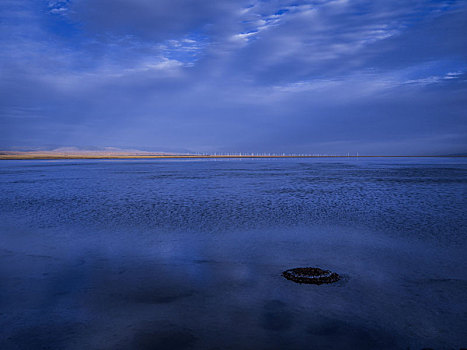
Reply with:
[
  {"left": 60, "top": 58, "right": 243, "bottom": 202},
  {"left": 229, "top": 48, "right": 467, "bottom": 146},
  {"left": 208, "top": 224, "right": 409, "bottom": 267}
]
[{"left": 0, "top": 0, "right": 466, "bottom": 154}]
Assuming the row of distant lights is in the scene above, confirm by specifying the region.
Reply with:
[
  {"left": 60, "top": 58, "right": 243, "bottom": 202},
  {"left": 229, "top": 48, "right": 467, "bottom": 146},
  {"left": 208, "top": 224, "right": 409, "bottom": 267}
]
[{"left": 190, "top": 153, "right": 360, "bottom": 157}]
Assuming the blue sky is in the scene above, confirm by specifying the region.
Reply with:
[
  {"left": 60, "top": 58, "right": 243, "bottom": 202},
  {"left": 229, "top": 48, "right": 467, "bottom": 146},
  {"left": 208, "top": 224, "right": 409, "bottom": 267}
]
[{"left": 1, "top": 0, "right": 466, "bottom": 154}]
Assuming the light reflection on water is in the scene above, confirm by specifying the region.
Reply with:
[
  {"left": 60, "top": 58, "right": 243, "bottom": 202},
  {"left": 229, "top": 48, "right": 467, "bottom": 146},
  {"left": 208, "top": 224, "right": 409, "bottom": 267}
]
[{"left": 0, "top": 158, "right": 466, "bottom": 349}]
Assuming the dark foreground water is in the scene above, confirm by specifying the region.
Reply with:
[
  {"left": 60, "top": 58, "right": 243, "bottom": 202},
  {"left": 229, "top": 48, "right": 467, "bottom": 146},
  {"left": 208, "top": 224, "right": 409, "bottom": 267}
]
[{"left": 0, "top": 158, "right": 466, "bottom": 349}]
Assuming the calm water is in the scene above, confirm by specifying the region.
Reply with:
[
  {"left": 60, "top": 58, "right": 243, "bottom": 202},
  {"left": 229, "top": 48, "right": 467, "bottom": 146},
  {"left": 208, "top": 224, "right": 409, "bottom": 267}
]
[{"left": 0, "top": 158, "right": 466, "bottom": 349}]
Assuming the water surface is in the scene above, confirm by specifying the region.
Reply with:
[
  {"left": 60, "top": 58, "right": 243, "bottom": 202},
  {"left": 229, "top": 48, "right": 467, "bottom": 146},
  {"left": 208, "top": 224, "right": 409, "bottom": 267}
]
[{"left": 1, "top": 158, "right": 466, "bottom": 349}]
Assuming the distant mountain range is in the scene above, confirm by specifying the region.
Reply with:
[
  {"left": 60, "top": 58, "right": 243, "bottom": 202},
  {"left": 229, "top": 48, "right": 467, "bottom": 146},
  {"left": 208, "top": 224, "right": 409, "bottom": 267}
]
[{"left": 0, "top": 147, "right": 183, "bottom": 159}]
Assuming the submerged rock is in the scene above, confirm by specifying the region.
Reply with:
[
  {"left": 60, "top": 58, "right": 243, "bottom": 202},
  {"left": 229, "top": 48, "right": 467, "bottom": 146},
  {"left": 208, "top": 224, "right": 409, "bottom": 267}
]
[{"left": 282, "top": 267, "right": 340, "bottom": 285}]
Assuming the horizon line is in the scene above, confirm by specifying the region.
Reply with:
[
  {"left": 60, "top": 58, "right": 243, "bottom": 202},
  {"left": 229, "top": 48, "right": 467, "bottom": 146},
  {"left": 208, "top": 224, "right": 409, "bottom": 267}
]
[{"left": 1, "top": 154, "right": 466, "bottom": 160}]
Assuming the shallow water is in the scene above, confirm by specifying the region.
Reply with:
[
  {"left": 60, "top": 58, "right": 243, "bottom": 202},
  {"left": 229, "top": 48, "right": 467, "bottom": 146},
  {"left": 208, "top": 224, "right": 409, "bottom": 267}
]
[{"left": 0, "top": 158, "right": 466, "bottom": 349}]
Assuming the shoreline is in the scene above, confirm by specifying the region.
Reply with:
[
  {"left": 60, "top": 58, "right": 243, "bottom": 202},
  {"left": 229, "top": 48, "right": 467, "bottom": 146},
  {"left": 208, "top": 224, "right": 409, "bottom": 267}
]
[{"left": 1, "top": 154, "right": 466, "bottom": 160}]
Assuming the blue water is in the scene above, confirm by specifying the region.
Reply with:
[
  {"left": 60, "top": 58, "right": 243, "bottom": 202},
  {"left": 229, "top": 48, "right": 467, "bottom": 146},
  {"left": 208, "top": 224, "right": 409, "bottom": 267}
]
[{"left": 0, "top": 158, "right": 466, "bottom": 349}]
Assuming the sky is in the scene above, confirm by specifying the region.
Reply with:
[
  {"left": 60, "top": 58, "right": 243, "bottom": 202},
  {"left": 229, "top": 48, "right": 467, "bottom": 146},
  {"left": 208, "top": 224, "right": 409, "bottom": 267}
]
[{"left": 0, "top": 0, "right": 466, "bottom": 155}]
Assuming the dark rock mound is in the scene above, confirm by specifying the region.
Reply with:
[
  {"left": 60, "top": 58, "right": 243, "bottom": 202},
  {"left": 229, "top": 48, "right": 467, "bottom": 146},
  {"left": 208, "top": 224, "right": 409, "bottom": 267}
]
[{"left": 282, "top": 267, "right": 340, "bottom": 285}]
